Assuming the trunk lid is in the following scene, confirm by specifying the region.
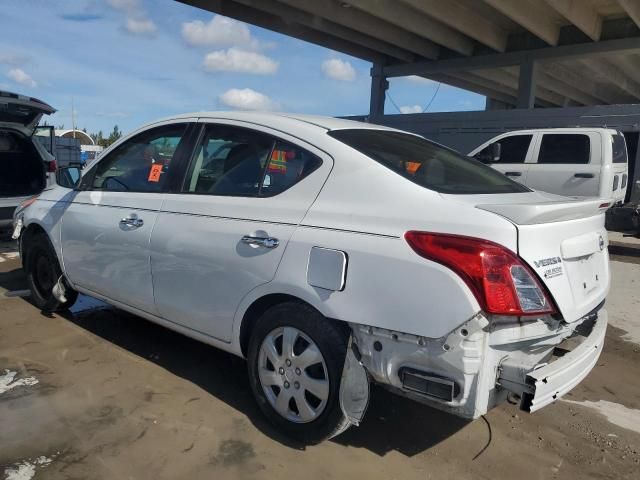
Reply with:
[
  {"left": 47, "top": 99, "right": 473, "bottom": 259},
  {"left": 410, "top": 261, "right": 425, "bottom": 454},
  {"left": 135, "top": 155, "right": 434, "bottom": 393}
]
[
  {"left": 448, "top": 191, "right": 610, "bottom": 323},
  {"left": 0, "top": 90, "right": 55, "bottom": 132}
]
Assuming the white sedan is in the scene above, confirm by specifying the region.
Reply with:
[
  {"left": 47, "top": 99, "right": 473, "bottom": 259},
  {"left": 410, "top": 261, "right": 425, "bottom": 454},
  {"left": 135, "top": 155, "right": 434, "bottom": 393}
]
[{"left": 14, "top": 112, "right": 610, "bottom": 443}]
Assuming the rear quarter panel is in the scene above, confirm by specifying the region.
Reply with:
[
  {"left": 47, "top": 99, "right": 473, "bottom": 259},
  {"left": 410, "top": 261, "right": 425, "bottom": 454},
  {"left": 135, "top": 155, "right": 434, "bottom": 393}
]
[{"left": 232, "top": 141, "right": 520, "bottom": 342}]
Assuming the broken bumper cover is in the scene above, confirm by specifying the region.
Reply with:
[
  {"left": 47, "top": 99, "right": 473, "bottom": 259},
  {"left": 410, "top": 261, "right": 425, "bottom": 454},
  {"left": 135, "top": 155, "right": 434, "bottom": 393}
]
[{"left": 521, "top": 309, "right": 607, "bottom": 413}]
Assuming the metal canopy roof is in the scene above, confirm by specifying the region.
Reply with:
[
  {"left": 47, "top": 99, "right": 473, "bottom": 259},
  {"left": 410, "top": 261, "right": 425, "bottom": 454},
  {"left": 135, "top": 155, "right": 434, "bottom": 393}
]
[{"left": 180, "top": 0, "right": 640, "bottom": 109}]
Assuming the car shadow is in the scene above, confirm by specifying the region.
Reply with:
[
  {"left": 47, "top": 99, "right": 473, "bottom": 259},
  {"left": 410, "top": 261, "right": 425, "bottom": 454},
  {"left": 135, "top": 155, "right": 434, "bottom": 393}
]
[
  {"left": 1, "top": 244, "right": 469, "bottom": 457},
  {"left": 50, "top": 299, "right": 468, "bottom": 456}
]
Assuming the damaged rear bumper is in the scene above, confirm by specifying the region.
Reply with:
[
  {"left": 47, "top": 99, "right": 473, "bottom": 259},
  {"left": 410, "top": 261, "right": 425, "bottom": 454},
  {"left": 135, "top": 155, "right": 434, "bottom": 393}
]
[
  {"left": 497, "top": 308, "right": 607, "bottom": 413},
  {"left": 520, "top": 310, "right": 607, "bottom": 412},
  {"left": 350, "top": 307, "right": 607, "bottom": 420}
]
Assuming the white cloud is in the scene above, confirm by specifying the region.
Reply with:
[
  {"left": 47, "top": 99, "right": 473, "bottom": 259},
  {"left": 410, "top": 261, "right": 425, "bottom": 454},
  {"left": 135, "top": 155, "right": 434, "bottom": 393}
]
[
  {"left": 219, "top": 88, "right": 279, "bottom": 111},
  {"left": 203, "top": 48, "right": 278, "bottom": 75},
  {"left": 107, "top": 0, "right": 138, "bottom": 9},
  {"left": 321, "top": 58, "right": 356, "bottom": 81},
  {"left": 7, "top": 68, "right": 36, "bottom": 88},
  {"left": 182, "top": 15, "right": 263, "bottom": 50},
  {"left": 0, "top": 52, "right": 28, "bottom": 66},
  {"left": 107, "top": 0, "right": 156, "bottom": 36},
  {"left": 400, "top": 105, "right": 423, "bottom": 114},
  {"left": 126, "top": 17, "right": 156, "bottom": 35}
]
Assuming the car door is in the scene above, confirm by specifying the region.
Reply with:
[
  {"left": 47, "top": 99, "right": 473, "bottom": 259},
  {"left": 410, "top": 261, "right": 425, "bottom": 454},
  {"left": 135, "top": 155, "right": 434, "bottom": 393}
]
[
  {"left": 61, "top": 121, "right": 194, "bottom": 314},
  {"left": 472, "top": 133, "right": 534, "bottom": 185},
  {"left": 525, "top": 132, "right": 600, "bottom": 197},
  {"left": 150, "top": 121, "right": 332, "bottom": 342}
]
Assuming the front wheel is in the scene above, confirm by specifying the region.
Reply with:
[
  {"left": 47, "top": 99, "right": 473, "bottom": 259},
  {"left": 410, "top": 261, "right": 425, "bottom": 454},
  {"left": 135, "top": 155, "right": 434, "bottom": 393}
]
[
  {"left": 247, "top": 302, "right": 352, "bottom": 444},
  {"left": 25, "top": 234, "right": 78, "bottom": 311}
]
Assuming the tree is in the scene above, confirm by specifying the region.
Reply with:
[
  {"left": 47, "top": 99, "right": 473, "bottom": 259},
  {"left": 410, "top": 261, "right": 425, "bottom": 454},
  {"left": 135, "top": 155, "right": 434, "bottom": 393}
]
[
  {"left": 106, "top": 125, "right": 122, "bottom": 146},
  {"left": 90, "top": 130, "right": 105, "bottom": 147}
]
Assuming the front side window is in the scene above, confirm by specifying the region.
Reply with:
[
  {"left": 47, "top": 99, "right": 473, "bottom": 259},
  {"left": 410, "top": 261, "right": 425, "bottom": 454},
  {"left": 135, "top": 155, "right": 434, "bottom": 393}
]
[
  {"left": 91, "top": 124, "right": 187, "bottom": 192},
  {"left": 538, "top": 134, "right": 590, "bottom": 165},
  {"left": 329, "top": 129, "right": 529, "bottom": 195},
  {"left": 475, "top": 134, "right": 532, "bottom": 164},
  {"left": 184, "top": 125, "right": 322, "bottom": 197}
]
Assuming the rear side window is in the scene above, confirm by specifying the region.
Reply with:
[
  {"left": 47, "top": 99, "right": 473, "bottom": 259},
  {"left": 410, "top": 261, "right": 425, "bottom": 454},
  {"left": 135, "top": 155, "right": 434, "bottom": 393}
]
[
  {"left": 183, "top": 124, "right": 322, "bottom": 197},
  {"left": 474, "top": 134, "right": 532, "bottom": 164},
  {"left": 538, "top": 134, "right": 590, "bottom": 164},
  {"left": 329, "top": 129, "right": 529, "bottom": 195},
  {"left": 612, "top": 134, "right": 628, "bottom": 164}
]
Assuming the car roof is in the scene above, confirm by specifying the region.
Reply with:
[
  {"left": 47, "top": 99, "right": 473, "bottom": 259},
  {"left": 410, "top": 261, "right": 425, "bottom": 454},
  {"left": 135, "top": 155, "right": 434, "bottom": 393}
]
[
  {"left": 498, "top": 127, "right": 620, "bottom": 135},
  {"left": 162, "top": 111, "right": 399, "bottom": 133}
]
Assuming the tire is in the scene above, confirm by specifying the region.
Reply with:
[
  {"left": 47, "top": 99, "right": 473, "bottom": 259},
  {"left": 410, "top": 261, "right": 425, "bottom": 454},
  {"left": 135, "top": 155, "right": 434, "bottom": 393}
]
[
  {"left": 25, "top": 234, "right": 78, "bottom": 311},
  {"left": 247, "top": 302, "right": 352, "bottom": 444}
]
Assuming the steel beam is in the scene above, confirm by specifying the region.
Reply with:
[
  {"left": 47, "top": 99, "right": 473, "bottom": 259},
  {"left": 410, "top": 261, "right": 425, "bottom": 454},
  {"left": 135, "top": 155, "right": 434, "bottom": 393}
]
[
  {"left": 382, "top": 36, "right": 640, "bottom": 77},
  {"left": 473, "top": 68, "right": 565, "bottom": 106}
]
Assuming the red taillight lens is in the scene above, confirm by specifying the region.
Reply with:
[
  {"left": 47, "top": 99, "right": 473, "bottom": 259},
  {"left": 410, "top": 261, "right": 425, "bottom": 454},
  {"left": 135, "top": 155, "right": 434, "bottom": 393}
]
[
  {"left": 405, "top": 231, "right": 555, "bottom": 316},
  {"left": 48, "top": 159, "right": 57, "bottom": 172}
]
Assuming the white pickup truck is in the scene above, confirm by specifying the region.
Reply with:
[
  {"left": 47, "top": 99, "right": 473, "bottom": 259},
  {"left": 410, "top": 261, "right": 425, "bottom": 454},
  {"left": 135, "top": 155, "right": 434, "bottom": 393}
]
[{"left": 469, "top": 128, "right": 629, "bottom": 205}]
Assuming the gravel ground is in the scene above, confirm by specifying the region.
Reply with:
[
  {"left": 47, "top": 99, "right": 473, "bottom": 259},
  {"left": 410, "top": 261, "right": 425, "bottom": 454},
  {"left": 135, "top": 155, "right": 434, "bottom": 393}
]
[{"left": 0, "top": 239, "right": 638, "bottom": 480}]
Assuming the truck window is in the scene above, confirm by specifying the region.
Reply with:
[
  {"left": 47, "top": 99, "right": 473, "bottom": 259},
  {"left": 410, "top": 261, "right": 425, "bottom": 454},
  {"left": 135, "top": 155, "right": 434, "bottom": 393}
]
[
  {"left": 538, "top": 134, "right": 590, "bottom": 164},
  {"left": 612, "top": 134, "right": 628, "bottom": 164},
  {"left": 474, "top": 134, "right": 532, "bottom": 164}
]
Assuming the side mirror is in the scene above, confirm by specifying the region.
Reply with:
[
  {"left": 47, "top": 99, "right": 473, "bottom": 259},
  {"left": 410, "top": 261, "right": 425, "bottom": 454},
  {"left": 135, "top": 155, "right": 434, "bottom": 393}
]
[
  {"left": 56, "top": 166, "right": 82, "bottom": 189},
  {"left": 491, "top": 142, "right": 502, "bottom": 162}
]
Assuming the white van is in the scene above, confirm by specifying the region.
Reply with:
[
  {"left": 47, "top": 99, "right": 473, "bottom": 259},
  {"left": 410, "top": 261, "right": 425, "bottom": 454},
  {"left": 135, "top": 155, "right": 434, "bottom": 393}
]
[{"left": 469, "top": 128, "right": 628, "bottom": 204}]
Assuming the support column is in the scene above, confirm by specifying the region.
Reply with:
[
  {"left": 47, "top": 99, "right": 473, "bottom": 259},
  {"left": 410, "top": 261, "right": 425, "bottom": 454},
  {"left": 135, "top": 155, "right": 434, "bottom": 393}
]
[
  {"left": 517, "top": 56, "right": 538, "bottom": 109},
  {"left": 369, "top": 63, "right": 389, "bottom": 118}
]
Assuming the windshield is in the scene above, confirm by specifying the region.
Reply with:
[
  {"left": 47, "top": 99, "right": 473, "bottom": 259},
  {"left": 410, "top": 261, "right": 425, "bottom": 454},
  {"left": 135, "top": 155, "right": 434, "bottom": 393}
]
[{"left": 329, "top": 129, "right": 529, "bottom": 195}]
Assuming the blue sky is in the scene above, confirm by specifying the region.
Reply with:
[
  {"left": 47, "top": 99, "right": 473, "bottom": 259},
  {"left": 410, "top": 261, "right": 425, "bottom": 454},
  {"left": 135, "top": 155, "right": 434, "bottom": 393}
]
[{"left": 0, "top": 0, "right": 484, "bottom": 135}]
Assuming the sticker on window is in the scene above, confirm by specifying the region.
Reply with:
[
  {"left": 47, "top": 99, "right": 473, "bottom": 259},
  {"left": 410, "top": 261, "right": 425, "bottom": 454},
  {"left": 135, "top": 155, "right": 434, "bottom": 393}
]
[
  {"left": 148, "top": 163, "right": 163, "bottom": 182},
  {"left": 268, "top": 149, "right": 292, "bottom": 173},
  {"left": 405, "top": 161, "right": 421, "bottom": 174}
]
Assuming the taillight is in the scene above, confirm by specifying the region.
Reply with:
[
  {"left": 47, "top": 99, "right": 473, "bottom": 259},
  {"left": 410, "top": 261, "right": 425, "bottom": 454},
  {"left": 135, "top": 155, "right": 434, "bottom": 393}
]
[
  {"left": 404, "top": 231, "right": 555, "bottom": 316},
  {"left": 48, "top": 159, "right": 57, "bottom": 172}
]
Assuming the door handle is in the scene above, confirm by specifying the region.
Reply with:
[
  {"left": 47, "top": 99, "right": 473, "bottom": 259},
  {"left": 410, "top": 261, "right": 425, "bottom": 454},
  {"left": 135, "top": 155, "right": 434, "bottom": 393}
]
[
  {"left": 505, "top": 171, "right": 522, "bottom": 177},
  {"left": 574, "top": 173, "right": 594, "bottom": 178},
  {"left": 119, "top": 215, "right": 144, "bottom": 228},
  {"left": 241, "top": 235, "right": 279, "bottom": 248}
]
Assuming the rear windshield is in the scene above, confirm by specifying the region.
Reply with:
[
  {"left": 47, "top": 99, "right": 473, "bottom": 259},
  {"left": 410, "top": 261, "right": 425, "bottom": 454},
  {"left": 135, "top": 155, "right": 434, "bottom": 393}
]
[
  {"left": 612, "top": 133, "right": 628, "bottom": 164},
  {"left": 329, "top": 129, "right": 529, "bottom": 195}
]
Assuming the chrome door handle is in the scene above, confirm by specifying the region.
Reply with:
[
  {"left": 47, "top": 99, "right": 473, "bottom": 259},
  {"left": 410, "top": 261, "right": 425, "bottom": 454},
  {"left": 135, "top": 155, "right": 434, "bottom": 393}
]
[
  {"left": 241, "top": 235, "right": 279, "bottom": 248},
  {"left": 120, "top": 216, "right": 144, "bottom": 228}
]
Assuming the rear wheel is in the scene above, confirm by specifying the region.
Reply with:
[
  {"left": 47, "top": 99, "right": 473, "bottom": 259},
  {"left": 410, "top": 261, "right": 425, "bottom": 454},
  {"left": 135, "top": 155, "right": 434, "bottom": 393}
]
[
  {"left": 247, "top": 302, "right": 351, "bottom": 444},
  {"left": 25, "top": 234, "right": 77, "bottom": 311}
]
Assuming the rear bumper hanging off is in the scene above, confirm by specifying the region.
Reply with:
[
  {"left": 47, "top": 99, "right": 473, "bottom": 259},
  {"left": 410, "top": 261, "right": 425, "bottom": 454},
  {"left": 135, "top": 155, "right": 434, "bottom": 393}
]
[{"left": 500, "top": 309, "right": 607, "bottom": 413}]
